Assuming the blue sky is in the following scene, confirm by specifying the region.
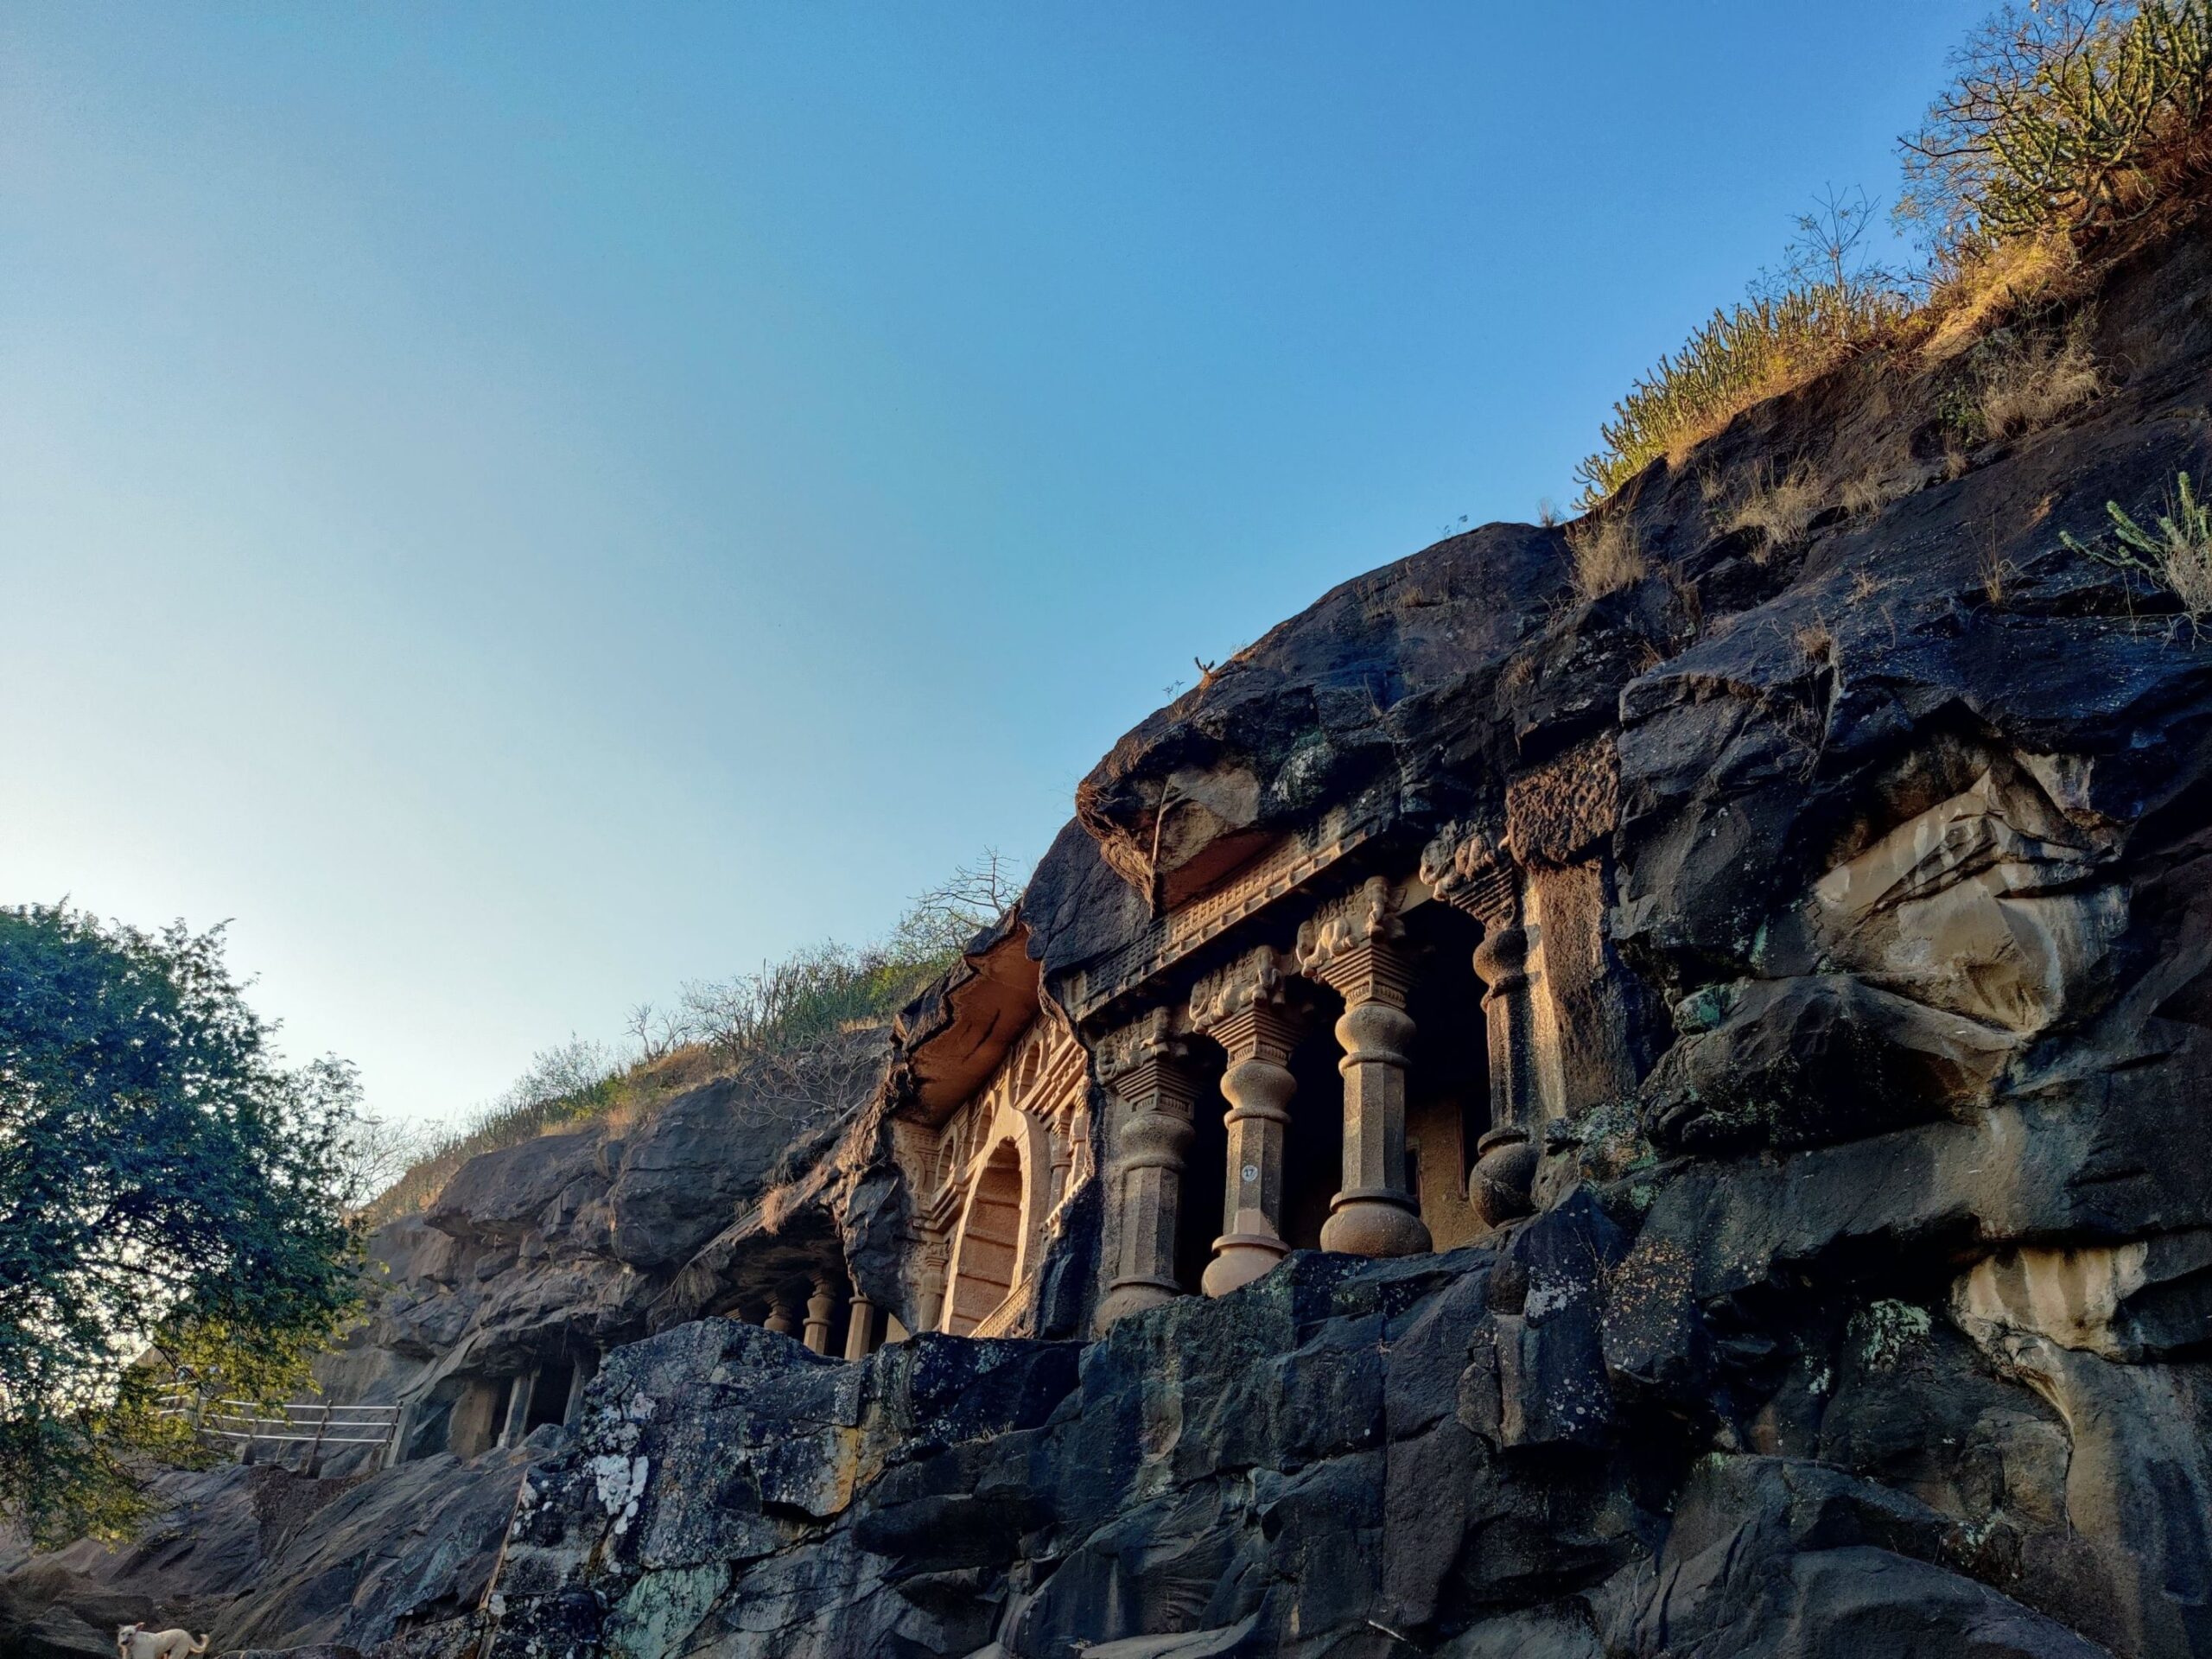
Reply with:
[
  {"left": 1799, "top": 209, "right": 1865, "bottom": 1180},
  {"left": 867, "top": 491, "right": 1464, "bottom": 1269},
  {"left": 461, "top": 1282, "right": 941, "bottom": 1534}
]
[{"left": 1, "top": 3, "right": 1978, "bottom": 1125}]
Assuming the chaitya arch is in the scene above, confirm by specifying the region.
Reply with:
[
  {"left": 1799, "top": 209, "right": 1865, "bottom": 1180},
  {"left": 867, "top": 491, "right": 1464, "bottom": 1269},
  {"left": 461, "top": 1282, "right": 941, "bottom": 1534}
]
[{"left": 939, "top": 1103, "right": 1052, "bottom": 1336}]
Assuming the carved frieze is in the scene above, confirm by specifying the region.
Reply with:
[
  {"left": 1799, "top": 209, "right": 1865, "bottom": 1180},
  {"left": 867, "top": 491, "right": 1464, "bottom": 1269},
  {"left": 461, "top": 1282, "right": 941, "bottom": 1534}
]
[
  {"left": 1294, "top": 874, "right": 1402, "bottom": 975},
  {"left": 1096, "top": 1004, "right": 1183, "bottom": 1087},
  {"left": 1187, "top": 944, "right": 1290, "bottom": 1034},
  {"left": 1295, "top": 874, "right": 1413, "bottom": 1010},
  {"left": 1069, "top": 808, "right": 1391, "bottom": 1020},
  {"left": 1420, "top": 820, "right": 1518, "bottom": 925}
]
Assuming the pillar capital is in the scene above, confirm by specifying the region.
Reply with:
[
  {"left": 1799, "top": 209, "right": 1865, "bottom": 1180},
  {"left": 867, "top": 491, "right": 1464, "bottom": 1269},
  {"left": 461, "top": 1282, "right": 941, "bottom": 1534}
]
[
  {"left": 1189, "top": 945, "right": 1297, "bottom": 1064},
  {"left": 1097, "top": 1004, "right": 1197, "bottom": 1112},
  {"left": 1420, "top": 820, "right": 1518, "bottom": 927},
  {"left": 1295, "top": 875, "right": 1414, "bottom": 1008}
]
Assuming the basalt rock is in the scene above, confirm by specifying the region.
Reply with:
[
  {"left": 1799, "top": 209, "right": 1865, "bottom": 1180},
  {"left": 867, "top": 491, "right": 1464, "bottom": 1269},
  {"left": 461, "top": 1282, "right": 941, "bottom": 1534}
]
[{"left": 19, "top": 191, "right": 2212, "bottom": 1659}]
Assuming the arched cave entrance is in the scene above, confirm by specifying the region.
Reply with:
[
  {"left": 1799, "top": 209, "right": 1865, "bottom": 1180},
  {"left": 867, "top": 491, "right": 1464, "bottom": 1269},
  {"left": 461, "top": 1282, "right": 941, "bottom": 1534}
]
[{"left": 945, "top": 1138, "right": 1025, "bottom": 1334}]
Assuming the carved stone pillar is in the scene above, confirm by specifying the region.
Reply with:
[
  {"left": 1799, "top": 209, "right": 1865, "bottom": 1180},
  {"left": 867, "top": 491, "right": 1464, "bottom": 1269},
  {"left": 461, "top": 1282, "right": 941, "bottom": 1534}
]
[
  {"left": 804, "top": 1278, "right": 836, "bottom": 1354},
  {"left": 843, "top": 1292, "right": 876, "bottom": 1361},
  {"left": 1297, "top": 876, "right": 1432, "bottom": 1259},
  {"left": 1063, "top": 1096, "right": 1094, "bottom": 1199},
  {"left": 1422, "top": 823, "right": 1540, "bottom": 1225},
  {"left": 1191, "top": 948, "right": 1300, "bottom": 1298},
  {"left": 1047, "top": 1106, "right": 1076, "bottom": 1212},
  {"left": 499, "top": 1367, "right": 537, "bottom": 1448},
  {"left": 764, "top": 1295, "right": 797, "bottom": 1338},
  {"left": 918, "top": 1243, "right": 948, "bottom": 1333},
  {"left": 1093, "top": 1007, "right": 1198, "bottom": 1333},
  {"left": 562, "top": 1347, "right": 601, "bottom": 1426},
  {"left": 803, "top": 1277, "right": 836, "bottom": 1354}
]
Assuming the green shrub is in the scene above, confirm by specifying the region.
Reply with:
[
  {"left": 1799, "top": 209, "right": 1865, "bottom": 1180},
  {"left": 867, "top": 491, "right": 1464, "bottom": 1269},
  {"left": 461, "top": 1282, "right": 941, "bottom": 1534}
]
[
  {"left": 1903, "top": 0, "right": 2212, "bottom": 255},
  {"left": 1574, "top": 282, "right": 1906, "bottom": 506},
  {"left": 2062, "top": 470, "right": 2212, "bottom": 627}
]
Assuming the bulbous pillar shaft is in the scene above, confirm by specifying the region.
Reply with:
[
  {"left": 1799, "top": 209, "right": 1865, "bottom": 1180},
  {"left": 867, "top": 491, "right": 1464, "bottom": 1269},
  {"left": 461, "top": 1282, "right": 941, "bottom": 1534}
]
[
  {"left": 1296, "top": 881, "right": 1431, "bottom": 1259},
  {"left": 764, "top": 1296, "right": 797, "bottom": 1337},
  {"left": 1473, "top": 921, "right": 1538, "bottom": 1139},
  {"left": 1468, "top": 918, "right": 1541, "bottom": 1226},
  {"left": 1199, "top": 1005, "right": 1300, "bottom": 1297},
  {"left": 1094, "top": 1012, "right": 1198, "bottom": 1334},
  {"left": 1320, "top": 991, "right": 1430, "bottom": 1256},
  {"left": 1298, "top": 928, "right": 1427, "bottom": 1259},
  {"left": 803, "top": 1278, "right": 836, "bottom": 1354},
  {"left": 842, "top": 1292, "right": 875, "bottom": 1361}
]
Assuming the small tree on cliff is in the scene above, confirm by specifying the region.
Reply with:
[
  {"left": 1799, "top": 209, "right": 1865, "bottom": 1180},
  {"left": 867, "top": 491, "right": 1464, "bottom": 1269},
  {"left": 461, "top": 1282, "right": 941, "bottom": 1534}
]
[{"left": 0, "top": 905, "right": 363, "bottom": 1545}]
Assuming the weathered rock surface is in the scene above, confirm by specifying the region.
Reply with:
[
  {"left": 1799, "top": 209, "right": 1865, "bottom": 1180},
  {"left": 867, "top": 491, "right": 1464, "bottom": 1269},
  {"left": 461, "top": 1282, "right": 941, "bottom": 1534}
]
[
  {"left": 16, "top": 194, "right": 2212, "bottom": 1659},
  {"left": 483, "top": 1228, "right": 2126, "bottom": 1658},
  {"left": 0, "top": 1446, "right": 534, "bottom": 1658},
  {"left": 0, "top": 1040, "right": 893, "bottom": 1658},
  {"left": 484, "top": 210, "right": 2212, "bottom": 1654}
]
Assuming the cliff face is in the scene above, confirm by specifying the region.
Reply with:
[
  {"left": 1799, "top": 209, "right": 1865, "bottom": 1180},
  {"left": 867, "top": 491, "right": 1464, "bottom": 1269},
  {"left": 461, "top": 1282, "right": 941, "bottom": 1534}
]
[
  {"left": 487, "top": 216, "right": 2212, "bottom": 1656},
  {"left": 0, "top": 1046, "right": 891, "bottom": 1658},
  {"left": 11, "top": 209, "right": 2212, "bottom": 1659},
  {"left": 489, "top": 1224, "right": 2120, "bottom": 1659}
]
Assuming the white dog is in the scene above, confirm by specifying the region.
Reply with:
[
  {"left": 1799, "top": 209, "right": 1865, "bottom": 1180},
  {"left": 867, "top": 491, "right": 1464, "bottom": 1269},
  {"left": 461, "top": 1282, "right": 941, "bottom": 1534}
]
[{"left": 115, "top": 1624, "right": 209, "bottom": 1659}]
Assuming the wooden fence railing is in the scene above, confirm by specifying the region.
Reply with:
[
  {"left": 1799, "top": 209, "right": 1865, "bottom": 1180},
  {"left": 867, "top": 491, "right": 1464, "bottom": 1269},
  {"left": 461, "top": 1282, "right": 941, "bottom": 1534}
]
[{"left": 156, "top": 1391, "right": 403, "bottom": 1473}]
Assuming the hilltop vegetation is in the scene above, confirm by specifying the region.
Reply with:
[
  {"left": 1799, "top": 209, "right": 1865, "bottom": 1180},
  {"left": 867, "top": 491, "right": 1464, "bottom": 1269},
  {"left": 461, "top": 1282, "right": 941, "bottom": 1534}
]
[
  {"left": 1574, "top": 0, "right": 2212, "bottom": 513},
  {"left": 362, "top": 852, "right": 1027, "bottom": 1224}
]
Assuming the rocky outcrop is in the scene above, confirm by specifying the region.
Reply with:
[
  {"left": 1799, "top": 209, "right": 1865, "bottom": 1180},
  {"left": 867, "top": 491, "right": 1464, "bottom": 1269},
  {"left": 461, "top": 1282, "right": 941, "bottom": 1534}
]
[
  {"left": 484, "top": 1219, "right": 2122, "bottom": 1658},
  {"left": 0, "top": 1446, "right": 535, "bottom": 1659},
  {"left": 489, "top": 213, "right": 2212, "bottom": 1656},
  {"left": 0, "top": 1039, "right": 898, "bottom": 1657},
  {"left": 331, "top": 1032, "right": 896, "bottom": 1438},
  {"left": 16, "top": 187, "right": 2212, "bottom": 1659}
]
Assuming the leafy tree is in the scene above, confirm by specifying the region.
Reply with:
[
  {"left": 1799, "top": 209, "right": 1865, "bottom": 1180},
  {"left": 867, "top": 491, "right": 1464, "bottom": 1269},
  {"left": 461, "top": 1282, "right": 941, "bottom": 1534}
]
[{"left": 0, "top": 905, "right": 363, "bottom": 1545}]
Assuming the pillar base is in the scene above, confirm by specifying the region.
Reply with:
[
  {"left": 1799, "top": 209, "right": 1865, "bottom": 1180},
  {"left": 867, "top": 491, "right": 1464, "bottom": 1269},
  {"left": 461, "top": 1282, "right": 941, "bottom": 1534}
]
[
  {"left": 1093, "top": 1276, "right": 1179, "bottom": 1335},
  {"left": 1471, "top": 1128, "right": 1538, "bottom": 1228},
  {"left": 1201, "top": 1233, "right": 1289, "bottom": 1298},
  {"left": 1319, "top": 1191, "right": 1432, "bottom": 1258}
]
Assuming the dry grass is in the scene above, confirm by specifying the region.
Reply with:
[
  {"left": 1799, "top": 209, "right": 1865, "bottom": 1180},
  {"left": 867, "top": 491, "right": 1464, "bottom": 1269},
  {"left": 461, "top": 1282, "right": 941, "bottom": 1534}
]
[
  {"left": 1572, "top": 1, "right": 2210, "bottom": 515},
  {"left": 1975, "top": 538, "right": 2017, "bottom": 608},
  {"left": 1847, "top": 568, "right": 1890, "bottom": 604},
  {"left": 1920, "top": 234, "right": 2080, "bottom": 362},
  {"left": 1565, "top": 513, "right": 1649, "bottom": 600},
  {"left": 1577, "top": 283, "right": 1910, "bottom": 505},
  {"left": 1726, "top": 463, "right": 1826, "bottom": 561},
  {"left": 1840, "top": 470, "right": 1910, "bottom": 518},
  {"left": 1978, "top": 321, "right": 2106, "bottom": 438}
]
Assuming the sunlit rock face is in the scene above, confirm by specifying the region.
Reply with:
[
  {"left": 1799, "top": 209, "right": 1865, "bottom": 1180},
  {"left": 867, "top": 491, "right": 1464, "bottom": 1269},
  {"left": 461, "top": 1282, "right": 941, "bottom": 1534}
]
[
  {"left": 16, "top": 211, "right": 2212, "bottom": 1659},
  {"left": 465, "top": 224, "right": 2212, "bottom": 1659}
]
